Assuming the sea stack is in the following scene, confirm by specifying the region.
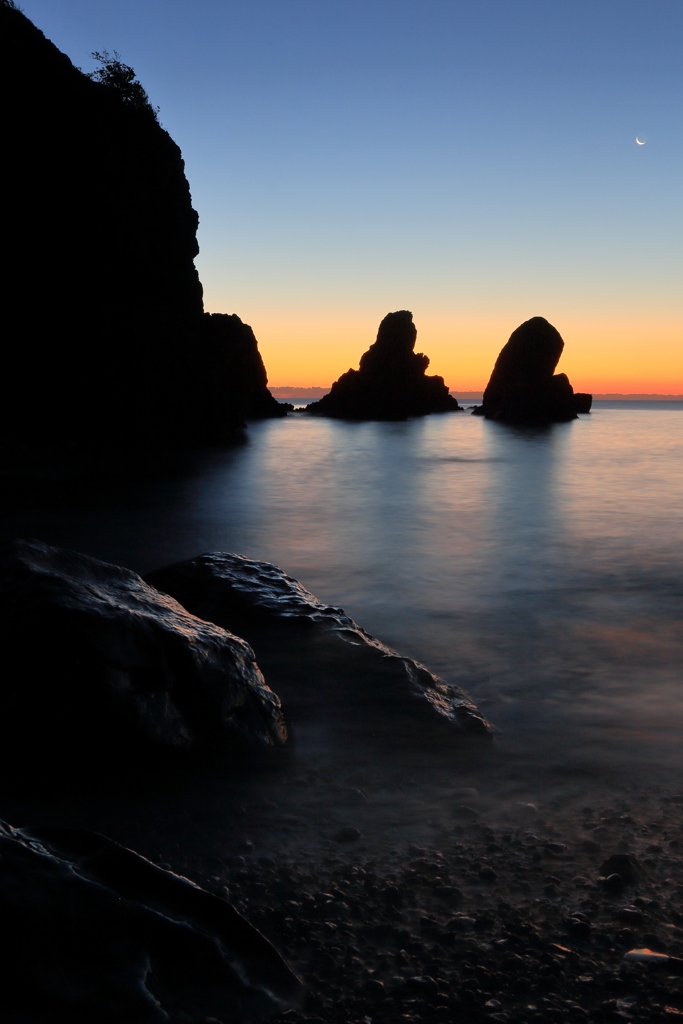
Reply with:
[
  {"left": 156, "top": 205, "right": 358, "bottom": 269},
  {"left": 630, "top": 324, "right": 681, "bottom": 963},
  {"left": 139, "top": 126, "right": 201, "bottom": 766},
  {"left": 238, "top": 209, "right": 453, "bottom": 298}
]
[
  {"left": 306, "top": 310, "right": 460, "bottom": 420},
  {"left": 474, "top": 316, "right": 592, "bottom": 423}
]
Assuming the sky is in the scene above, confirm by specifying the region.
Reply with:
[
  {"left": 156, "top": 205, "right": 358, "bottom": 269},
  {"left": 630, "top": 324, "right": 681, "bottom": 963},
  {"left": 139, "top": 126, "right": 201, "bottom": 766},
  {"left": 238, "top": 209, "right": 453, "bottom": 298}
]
[{"left": 19, "top": 0, "right": 683, "bottom": 391}]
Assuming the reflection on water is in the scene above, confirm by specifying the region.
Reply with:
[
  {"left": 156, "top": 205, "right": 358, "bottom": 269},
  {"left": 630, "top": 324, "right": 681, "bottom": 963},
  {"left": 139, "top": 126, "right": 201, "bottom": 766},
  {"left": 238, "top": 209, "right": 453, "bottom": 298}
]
[{"left": 4, "top": 404, "right": 683, "bottom": 794}]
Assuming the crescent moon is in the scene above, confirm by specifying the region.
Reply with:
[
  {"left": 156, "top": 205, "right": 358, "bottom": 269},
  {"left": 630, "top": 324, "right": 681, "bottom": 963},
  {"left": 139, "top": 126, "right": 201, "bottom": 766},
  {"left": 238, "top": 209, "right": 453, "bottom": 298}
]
[{"left": 636, "top": 135, "right": 647, "bottom": 145}]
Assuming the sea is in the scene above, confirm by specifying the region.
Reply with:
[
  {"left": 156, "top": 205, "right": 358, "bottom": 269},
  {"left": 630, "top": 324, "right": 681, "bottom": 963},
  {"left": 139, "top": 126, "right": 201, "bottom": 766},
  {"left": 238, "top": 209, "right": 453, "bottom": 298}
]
[{"left": 5, "top": 401, "right": 683, "bottom": 805}]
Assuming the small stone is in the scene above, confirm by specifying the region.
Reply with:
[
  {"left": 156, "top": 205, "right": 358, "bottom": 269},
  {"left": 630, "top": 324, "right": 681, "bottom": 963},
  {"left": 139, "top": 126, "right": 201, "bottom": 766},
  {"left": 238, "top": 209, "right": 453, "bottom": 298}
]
[
  {"left": 455, "top": 805, "right": 480, "bottom": 822},
  {"left": 406, "top": 976, "right": 439, "bottom": 996},
  {"left": 447, "top": 914, "right": 476, "bottom": 931},
  {"left": 334, "top": 827, "right": 362, "bottom": 842},
  {"left": 344, "top": 787, "right": 369, "bottom": 804},
  {"left": 623, "top": 948, "right": 670, "bottom": 964},
  {"left": 474, "top": 914, "right": 495, "bottom": 931},
  {"left": 599, "top": 854, "right": 641, "bottom": 884},
  {"left": 618, "top": 906, "right": 643, "bottom": 925},
  {"left": 514, "top": 802, "right": 539, "bottom": 818},
  {"left": 435, "top": 885, "right": 463, "bottom": 904},
  {"left": 566, "top": 917, "right": 592, "bottom": 940},
  {"left": 454, "top": 787, "right": 480, "bottom": 801},
  {"left": 383, "top": 885, "right": 403, "bottom": 905}
]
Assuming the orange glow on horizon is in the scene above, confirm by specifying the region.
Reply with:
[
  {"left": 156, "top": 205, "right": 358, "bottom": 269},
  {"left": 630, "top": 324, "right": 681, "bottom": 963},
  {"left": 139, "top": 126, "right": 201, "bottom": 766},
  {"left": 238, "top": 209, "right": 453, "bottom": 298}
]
[{"left": 239, "top": 309, "right": 683, "bottom": 395}]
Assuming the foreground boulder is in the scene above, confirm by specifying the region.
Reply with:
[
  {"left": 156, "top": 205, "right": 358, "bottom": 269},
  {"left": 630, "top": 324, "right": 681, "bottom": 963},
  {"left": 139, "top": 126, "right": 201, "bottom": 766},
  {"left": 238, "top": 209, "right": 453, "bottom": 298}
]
[
  {"left": 147, "top": 552, "right": 492, "bottom": 753},
  {"left": 0, "top": 540, "right": 287, "bottom": 771},
  {"left": 306, "top": 310, "right": 461, "bottom": 420},
  {"left": 473, "top": 317, "right": 592, "bottom": 423},
  {"left": 0, "top": 820, "right": 301, "bottom": 1022}
]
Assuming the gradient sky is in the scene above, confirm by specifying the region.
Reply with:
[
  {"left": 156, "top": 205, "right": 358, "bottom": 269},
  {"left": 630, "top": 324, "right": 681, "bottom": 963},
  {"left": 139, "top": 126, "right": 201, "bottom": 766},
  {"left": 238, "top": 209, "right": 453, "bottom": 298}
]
[{"left": 19, "top": 0, "right": 683, "bottom": 390}]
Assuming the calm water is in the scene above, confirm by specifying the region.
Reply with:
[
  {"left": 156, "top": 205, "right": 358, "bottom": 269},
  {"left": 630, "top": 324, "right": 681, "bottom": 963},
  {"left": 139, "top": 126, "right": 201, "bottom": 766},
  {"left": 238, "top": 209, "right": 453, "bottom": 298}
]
[{"left": 5, "top": 402, "right": 683, "bottom": 795}]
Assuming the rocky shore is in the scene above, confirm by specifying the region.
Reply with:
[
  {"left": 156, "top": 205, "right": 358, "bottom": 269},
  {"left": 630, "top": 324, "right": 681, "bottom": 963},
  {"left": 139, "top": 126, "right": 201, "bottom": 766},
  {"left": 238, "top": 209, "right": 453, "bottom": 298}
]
[
  {"left": 176, "top": 777, "right": 683, "bottom": 1024},
  {"left": 8, "top": 757, "right": 680, "bottom": 1024},
  {"left": 1, "top": 541, "right": 679, "bottom": 1023}
]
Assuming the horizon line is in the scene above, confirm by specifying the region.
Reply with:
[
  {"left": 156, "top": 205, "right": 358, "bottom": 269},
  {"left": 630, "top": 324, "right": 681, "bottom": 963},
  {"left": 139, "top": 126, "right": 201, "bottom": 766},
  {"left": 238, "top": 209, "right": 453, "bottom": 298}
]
[{"left": 270, "top": 386, "right": 683, "bottom": 400}]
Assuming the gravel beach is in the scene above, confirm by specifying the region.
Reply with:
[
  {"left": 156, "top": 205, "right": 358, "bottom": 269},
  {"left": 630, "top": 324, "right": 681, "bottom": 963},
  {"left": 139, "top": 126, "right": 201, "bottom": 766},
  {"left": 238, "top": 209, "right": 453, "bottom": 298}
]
[
  {"left": 20, "top": 755, "right": 680, "bottom": 1024},
  {"left": 231, "top": 779, "right": 683, "bottom": 1024}
]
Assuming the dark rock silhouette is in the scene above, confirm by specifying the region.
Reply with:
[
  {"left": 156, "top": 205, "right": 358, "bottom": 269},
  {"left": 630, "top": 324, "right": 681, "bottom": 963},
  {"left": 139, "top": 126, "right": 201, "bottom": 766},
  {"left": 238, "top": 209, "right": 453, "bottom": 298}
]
[
  {"left": 473, "top": 317, "right": 592, "bottom": 423},
  {"left": 0, "top": 4, "right": 284, "bottom": 445},
  {"left": 574, "top": 392, "right": 593, "bottom": 414},
  {"left": 0, "top": 540, "right": 287, "bottom": 771},
  {"left": 0, "top": 820, "right": 301, "bottom": 1022},
  {"left": 147, "top": 552, "right": 493, "bottom": 752},
  {"left": 306, "top": 311, "right": 461, "bottom": 420},
  {"left": 201, "top": 313, "right": 293, "bottom": 423}
]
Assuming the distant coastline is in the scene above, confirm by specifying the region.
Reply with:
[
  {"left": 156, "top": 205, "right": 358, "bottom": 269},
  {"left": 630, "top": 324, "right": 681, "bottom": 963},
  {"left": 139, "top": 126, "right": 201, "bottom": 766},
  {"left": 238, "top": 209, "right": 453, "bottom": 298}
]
[
  {"left": 590, "top": 393, "right": 683, "bottom": 400},
  {"left": 269, "top": 387, "right": 331, "bottom": 399},
  {"left": 270, "top": 386, "right": 683, "bottom": 403}
]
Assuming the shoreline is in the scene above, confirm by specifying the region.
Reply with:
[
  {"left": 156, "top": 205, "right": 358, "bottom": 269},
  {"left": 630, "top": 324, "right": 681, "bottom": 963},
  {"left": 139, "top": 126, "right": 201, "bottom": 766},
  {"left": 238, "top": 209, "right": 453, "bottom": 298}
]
[{"left": 6, "top": 753, "right": 683, "bottom": 1023}]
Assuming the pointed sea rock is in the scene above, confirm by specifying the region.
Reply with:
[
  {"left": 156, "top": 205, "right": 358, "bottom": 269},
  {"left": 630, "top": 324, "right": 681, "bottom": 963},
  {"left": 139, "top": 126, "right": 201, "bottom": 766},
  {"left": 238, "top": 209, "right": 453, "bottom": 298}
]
[{"left": 306, "top": 310, "right": 461, "bottom": 420}]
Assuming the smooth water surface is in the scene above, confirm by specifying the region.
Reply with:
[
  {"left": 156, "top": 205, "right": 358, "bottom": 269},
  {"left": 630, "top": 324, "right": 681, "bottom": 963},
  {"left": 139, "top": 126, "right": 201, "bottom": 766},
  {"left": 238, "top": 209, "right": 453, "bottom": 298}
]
[{"left": 5, "top": 404, "right": 683, "bottom": 794}]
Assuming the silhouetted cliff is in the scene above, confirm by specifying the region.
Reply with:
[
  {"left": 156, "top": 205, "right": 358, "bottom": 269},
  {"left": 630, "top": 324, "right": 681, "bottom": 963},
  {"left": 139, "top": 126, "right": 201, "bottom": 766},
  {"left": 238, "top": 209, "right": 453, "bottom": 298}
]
[
  {"left": 0, "top": 3, "right": 284, "bottom": 444},
  {"left": 306, "top": 311, "right": 460, "bottom": 420},
  {"left": 473, "top": 317, "right": 592, "bottom": 423}
]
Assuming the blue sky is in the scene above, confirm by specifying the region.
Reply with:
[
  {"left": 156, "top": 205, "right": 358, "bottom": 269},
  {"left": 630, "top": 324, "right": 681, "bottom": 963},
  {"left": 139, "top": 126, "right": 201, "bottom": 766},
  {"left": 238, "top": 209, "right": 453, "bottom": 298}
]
[{"left": 18, "top": 0, "right": 683, "bottom": 388}]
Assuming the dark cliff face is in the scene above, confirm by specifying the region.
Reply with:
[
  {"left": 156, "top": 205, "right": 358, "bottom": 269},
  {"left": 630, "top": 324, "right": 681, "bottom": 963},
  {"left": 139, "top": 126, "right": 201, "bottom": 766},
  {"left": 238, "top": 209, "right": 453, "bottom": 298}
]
[
  {"left": 306, "top": 310, "right": 460, "bottom": 420},
  {"left": 0, "top": 4, "right": 284, "bottom": 444}
]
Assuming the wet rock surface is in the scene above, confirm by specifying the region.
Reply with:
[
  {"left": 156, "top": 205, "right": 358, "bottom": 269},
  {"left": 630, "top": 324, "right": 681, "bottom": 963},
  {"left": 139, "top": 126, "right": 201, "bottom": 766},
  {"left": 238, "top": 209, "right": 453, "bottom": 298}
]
[
  {"left": 474, "top": 317, "right": 591, "bottom": 424},
  {"left": 147, "top": 551, "right": 492, "bottom": 752},
  {"left": 305, "top": 311, "right": 461, "bottom": 421},
  {"left": 0, "top": 819, "right": 301, "bottom": 1023},
  {"left": 0, "top": 540, "right": 287, "bottom": 771}
]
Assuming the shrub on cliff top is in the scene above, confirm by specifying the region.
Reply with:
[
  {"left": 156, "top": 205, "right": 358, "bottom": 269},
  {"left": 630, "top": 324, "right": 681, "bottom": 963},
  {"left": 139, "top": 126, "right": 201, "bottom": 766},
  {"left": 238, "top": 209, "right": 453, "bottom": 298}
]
[{"left": 87, "top": 49, "right": 159, "bottom": 120}]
